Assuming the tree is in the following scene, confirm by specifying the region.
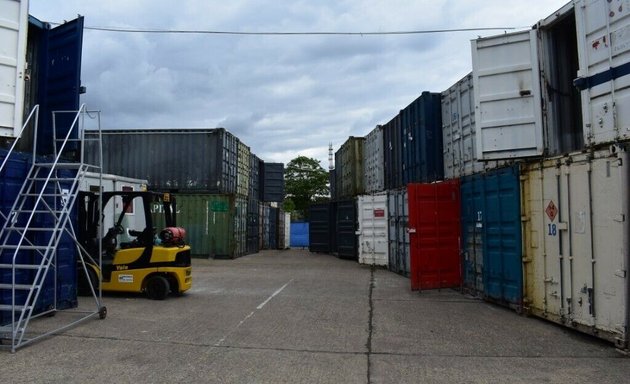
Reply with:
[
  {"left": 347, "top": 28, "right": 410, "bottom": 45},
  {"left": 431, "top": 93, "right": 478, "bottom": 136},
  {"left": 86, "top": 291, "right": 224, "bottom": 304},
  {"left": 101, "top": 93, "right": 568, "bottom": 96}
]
[{"left": 284, "top": 156, "right": 329, "bottom": 216}]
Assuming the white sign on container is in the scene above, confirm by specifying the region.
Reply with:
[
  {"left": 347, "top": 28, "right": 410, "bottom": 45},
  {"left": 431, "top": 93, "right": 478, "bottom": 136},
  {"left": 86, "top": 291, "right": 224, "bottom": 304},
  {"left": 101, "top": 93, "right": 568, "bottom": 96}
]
[{"left": 357, "top": 193, "right": 388, "bottom": 267}]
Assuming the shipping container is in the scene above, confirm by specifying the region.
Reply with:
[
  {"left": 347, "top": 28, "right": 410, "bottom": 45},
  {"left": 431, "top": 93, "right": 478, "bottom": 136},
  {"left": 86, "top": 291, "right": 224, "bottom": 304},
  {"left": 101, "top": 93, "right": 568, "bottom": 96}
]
[
  {"left": 335, "top": 137, "right": 365, "bottom": 199},
  {"left": 249, "top": 154, "right": 261, "bottom": 200},
  {"left": 152, "top": 194, "right": 244, "bottom": 259},
  {"left": 290, "top": 222, "right": 309, "bottom": 248},
  {"left": 384, "top": 115, "right": 404, "bottom": 190},
  {"left": 247, "top": 198, "right": 259, "bottom": 254},
  {"left": 461, "top": 166, "right": 522, "bottom": 307},
  {"left": 441, "top": 73, "right": 513, "bottom": 179},
  {"left": 0, "top": 150, "right": 78, "bottom": 325},
  {"left": 401, "top": 92, "right": 444, "bottom": 184},
  {"left": 269, "top": 206, "right": 278, "bottom": 249},
  {"left": 278, "top": 208, "right": 286, "bottom": 249},
  {"left": 521, "top": 145, "right": 630, "bottom": 348},
  {"left": 357, "top": 193, "right": 388, "bottom": 266},
  {"left": 0, "top": 0, "right": 29, "bottom": 137},
  {"left": 408, "top": 180, "right": 461, "bottom": 291},
  {"left": 261, "top": 162, "right": 285, "bottom": 202},
  {"left": 329, "top": 169, "right": 337, "bottom": 200},
  {"left": 574, "top": 0, "right": 630, "bottom": 146},
  {"left": 308, "top": 202, "right": 335, "bottom": 253},
  {"left": 387, "top": 188, "right": 410, "bottom": 277},
  {"left": 237, "top": 141, "right": 251, "bottom": 197},
  {"left": 85, "top": 128, "right": 239, "bottom": 194},
  {"left": 283, "top": 212, "right": 291, "bottom": 249},
  {"left": 335, "top": 198, "right": 358, "bottom": 260},
  {"left": 235, "top": 196, "right": 248, "bottom": 257},
  {"left": 363, "top": 125, "right": 385, "bottom": 193},
  {"left": 80, "top": 172, "right": 148, "bottom": 245},
  {"left": 471, "top": 1, "right": 628, "bottom": 159}
]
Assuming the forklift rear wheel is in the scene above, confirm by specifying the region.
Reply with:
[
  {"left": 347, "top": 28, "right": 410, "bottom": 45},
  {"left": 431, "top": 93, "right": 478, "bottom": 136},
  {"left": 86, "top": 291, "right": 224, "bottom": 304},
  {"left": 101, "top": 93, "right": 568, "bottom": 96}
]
[{"left": 145, "top": 275, "right": 170, "bottom": 300}]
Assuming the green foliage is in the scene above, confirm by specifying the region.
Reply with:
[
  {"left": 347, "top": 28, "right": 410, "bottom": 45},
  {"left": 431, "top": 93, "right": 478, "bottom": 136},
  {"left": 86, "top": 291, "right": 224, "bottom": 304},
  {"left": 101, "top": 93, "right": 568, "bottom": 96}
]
[{"left": 284, "top": 156, "right": 329, "bottom": 215}]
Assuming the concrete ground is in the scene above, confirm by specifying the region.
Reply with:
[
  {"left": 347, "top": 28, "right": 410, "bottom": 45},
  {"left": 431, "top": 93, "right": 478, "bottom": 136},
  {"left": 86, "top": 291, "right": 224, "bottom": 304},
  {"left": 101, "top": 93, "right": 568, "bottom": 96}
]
[{"left": 1, "top": 249, "right": 628, "bottom": 383}]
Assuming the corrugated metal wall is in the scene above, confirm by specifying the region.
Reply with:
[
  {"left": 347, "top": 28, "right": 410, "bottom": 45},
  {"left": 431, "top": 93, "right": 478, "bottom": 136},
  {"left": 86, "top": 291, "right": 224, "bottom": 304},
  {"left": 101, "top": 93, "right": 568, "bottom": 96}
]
[
  {"left": 384, "top": 115, "right": 403, "bottom": 190},
  {"left": 387, "top": 188, "right": 410, "bottom": 277},
  {"left": 363, "top": 125, "right": 385, "bottom": 194}
]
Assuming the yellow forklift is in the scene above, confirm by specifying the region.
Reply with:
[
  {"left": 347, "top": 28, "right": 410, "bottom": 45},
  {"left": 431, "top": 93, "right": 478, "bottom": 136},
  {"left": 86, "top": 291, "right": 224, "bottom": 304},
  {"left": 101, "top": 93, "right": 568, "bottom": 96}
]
[{"left": 77, "top": 191, "right": 192, "bottom": 300}]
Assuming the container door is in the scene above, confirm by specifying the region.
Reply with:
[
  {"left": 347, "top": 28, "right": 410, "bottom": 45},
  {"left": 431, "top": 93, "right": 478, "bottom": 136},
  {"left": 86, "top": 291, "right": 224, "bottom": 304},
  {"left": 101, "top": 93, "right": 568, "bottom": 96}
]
[
  {"left": 0, "top": 0, "right": 28, "bottom": 137},
  {"left": 460, "top": 174, "right": 484, "bottom": 295},
  {"left": 357, "top": 194, "right": 388, "bottom": 266},
  {"left": 471, "top": 30, "right": 544, "bottom": 160},
  {"left": 574, "top": 0, "right": 630, "bottom": 145},
  {"left": 308, "top": 203, "right": 331, "bottom": 253},
  {"left": 408, "top": 181, "right": 461, "bottom": 290},
  {"left": 482, "top": 166, "right": 522, "bottom": 305},
  {"left": 336, "top": 199, "right": 357, "bottom": 259},
  {"left": 37, "top": 16, "right": 84, "bottom": 155}
]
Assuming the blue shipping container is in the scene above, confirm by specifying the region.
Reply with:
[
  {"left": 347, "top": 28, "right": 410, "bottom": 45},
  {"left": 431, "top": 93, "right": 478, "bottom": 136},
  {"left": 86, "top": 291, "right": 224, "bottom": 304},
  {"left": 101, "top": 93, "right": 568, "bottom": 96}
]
[
  {"left": 0, "top": 150, "right": 78, "bottom": 325},
  {"left": 384, "top": 115, "right": 403, "bottom": 190},
  {"left": 401, "top": 92, "right": 443, "bottom": 184},
  {"left": 290, "top": 222, "right": 309, "bottom": 248},
  {"left": 460, "top": 165, "right": 522, "bottom": 307}
]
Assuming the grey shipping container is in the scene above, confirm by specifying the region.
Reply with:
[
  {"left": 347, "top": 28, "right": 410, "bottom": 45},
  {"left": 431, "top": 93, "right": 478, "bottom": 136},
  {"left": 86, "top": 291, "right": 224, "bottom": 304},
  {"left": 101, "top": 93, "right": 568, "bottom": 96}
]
[
  {"left": 363, "top": 125, "right": 385, "bottom": 193},
  {"left": 387, "top": 188, "right": 410, "bottom": 277},
  {"left": 442, "top": 73, "right": 509, "bottom": 179},
  {"left": 261, "top": 162, "right": 285, "bottom": 202},
  {"left": 336, "top": 136, "right": 365, "bottom": 199},
  {"left": 277, "top": 208, "right": 286, "bottom": 249},
  {"left": 85, "top": 128, "right": 238, "bottom": 193}
]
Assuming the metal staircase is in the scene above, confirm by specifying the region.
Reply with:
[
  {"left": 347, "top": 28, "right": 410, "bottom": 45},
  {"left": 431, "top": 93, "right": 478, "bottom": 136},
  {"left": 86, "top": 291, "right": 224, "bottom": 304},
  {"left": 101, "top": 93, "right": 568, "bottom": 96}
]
[{"left": 0, "top": 104, "right": 106, "bottom": 352}]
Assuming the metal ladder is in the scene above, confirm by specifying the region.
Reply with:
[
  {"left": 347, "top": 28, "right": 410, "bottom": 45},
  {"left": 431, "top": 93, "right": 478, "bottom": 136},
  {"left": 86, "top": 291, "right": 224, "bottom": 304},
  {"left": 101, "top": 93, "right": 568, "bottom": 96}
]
[{"left": 0, "top": 104, "right": 106, "bottom": 352}]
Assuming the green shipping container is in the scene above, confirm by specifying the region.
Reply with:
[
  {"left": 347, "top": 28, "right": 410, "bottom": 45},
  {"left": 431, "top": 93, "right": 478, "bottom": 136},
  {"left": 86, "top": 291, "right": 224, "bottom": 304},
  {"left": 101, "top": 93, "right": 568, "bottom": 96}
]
[{"left": 152, "top": 194, "right": 247, "bottom": 259}]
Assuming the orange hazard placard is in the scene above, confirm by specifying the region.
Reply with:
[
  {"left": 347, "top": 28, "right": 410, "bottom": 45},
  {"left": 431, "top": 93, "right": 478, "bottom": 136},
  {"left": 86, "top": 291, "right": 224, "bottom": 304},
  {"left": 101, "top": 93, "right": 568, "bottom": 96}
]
[{"left": 545, "top": 200, "right": 558, "bottom": 222}]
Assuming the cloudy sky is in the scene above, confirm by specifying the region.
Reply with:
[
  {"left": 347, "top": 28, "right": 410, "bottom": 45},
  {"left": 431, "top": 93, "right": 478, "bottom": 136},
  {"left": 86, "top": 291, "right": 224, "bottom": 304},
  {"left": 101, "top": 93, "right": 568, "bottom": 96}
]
[{"left": 29, "top": 0, "right": 569, "bottom": 167}]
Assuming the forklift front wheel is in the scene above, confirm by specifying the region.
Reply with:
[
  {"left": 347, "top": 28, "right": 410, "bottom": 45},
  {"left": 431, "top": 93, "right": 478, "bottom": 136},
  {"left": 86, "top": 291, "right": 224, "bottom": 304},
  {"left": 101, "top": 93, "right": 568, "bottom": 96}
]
[
  {"left": 99, "top": 306, "right": 107, "bottom": 319},
  {"left": 145, "top": 275, "right": 170, "bottom": 300}
]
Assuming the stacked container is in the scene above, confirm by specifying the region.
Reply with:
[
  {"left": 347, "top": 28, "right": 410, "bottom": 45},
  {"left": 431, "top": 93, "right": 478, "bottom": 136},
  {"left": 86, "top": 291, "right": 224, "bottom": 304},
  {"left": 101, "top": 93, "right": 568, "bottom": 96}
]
[
  {"left": 363, "top": 125, "right": 385, "bottom": 194},
  {"left": 384, "top": 115, "right": 404, "bottom": 190},
  {"left": 334, "top": 137, "right": 365, "bottom": 200}
]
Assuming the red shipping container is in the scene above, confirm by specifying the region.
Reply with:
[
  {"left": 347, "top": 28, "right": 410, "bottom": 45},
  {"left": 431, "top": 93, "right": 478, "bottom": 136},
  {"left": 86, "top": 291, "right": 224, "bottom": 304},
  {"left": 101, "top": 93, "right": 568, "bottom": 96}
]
[{"left": 407, "top": 180, "right": 461, "bottom": 290}]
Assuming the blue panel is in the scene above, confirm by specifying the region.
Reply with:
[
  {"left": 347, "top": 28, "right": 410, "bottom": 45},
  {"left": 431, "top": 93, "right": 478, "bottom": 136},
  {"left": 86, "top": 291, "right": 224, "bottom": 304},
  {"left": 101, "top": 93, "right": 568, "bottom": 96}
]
[
  {"left": 401, "top": 92, "right": 444, "bottom": 184},
  {"left": 461, "top": 165, "right": 522, "bottom": 307},
  {"left": 36, "top": 17, "right": 84, "bottom": 155},
  {"left": 383, "top": 115, "right": 403, "bottom": 190},
  {"left": 290, "top": 222, "right": 309, "bottom": 247},
  {"left": 309, "top": 203, "right": 333, "bottom": 253},
  {"left": 483, "top": 165, "right": 522, "bottom": 305},
  {"left": 335, "top": 199, "right": 357, "bottom": 259},
  {"left": 1, "top": 150, "right": 79, "bottom": 325},
  {"left": 460, "top": 174, "right": 485, "bottom": 295}
]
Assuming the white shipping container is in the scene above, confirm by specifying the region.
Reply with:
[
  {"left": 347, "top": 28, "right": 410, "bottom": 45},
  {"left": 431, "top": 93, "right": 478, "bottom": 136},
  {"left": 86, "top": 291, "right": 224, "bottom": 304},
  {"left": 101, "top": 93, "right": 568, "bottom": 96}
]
[
  {"left": 472, "top": 1, "right": 630, "bottom": 160},
  {"left": 521, "top": 145, "right": 629, "bottom": 348},
  {"left": 442, "top": 73, "right": 512, "bottom": 179},
  {"left": 81, "top": 172, "right": 149, "bottom": 245},
  {"left": 284, "top": 212, "right": 291, "bottom": 249},
  {"left": 387, "top": 188, "right": 410, "bottom": 276},
  {"left": 0, "top": 0, "right": 28, "bottom": 137},
  {"left": 357, "top": 193, "right": 388, "bottom": 266},
  {"left": 575, "top": 0, "right": 630, "bottom": 145},
  {"left": 363, "top": 125, "right": 385, "bottom": 193}
]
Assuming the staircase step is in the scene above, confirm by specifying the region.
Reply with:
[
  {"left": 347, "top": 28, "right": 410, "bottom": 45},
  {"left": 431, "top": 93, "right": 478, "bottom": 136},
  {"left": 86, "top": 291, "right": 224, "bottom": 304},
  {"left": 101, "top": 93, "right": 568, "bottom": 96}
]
[
  {"left": 5, "top": 227, "right": 62, "bottom": 232},
  {"left": 0, "top": 245, "right": 49, "bottom": 250},
  {"left": 27, "top": 177, "right": 76, "bottom": 182},
  {"left": 0, "top": 264, "right": 41, "bottom": 270},
  {"left": 0, "top": 283, "right": 35, "bottom": 290},
  {"left": 0, "top": 324, "right": 25, "bottom": 335},
  {"left": 34, "top": 162, "right": 81, "bottom": 169},
  {"left": 0, "top": 304, "right": 32, "bottom": 312}
]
